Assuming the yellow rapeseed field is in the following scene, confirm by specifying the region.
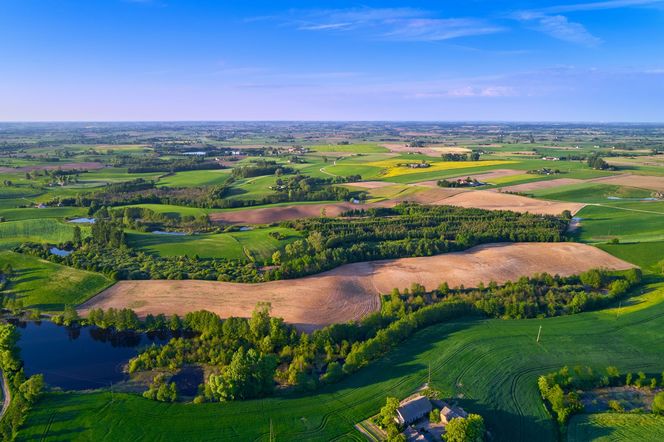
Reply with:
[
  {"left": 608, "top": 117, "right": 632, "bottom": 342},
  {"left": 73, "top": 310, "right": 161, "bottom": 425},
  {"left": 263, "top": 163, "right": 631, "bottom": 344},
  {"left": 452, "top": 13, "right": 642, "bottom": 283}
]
[{"left": 366, "top": 159, "right": 516, "bottom": 178}]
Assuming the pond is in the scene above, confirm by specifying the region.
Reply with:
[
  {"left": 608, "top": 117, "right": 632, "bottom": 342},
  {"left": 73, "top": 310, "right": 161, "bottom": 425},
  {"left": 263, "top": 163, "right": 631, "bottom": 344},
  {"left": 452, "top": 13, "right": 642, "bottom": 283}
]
[
  {"left": 16, "top": 321, "right": 172, "bottom": 390},
  {"left": 606, "top": 196, "right": 659, "bottom": 201},
  {"left": 151, "top": 230, "right": 189, "bottom": 236},
  {"left": 68, "top": 217, "right": 95, "bottom": 224},
  {"left": 49, "top": 247, "right": 72, "bottom": 257}
]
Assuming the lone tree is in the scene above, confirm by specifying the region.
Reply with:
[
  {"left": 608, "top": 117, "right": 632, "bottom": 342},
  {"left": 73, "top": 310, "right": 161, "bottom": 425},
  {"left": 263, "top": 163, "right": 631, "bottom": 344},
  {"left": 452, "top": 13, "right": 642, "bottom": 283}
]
[{"left": 653, "top": 392, "right": 664, "bottom": 415}]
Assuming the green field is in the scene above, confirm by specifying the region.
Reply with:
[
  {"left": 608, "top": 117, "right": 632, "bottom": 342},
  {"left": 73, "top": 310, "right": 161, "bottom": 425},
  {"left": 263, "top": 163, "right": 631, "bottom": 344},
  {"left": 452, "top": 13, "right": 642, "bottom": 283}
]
[
  {"left": 532, "top": 183, "right": 653, "bottom": 203},
  {"left": 0, "top": 218, "right": 86, "bottom": 249},
  {"left": 225, "top": 175, "right": 279, "bottom": 201},
  {"left": 0, "top": 251, "right": 112, "bottom": 310},
  {"left": 598, "top": 241, "right": 664, "bottom": 272},
  {"left": 126, "top": 227, "right": 301, "bottom": 261},
  {"left": 0, "top": 206, "right": 87, "bottom": 222},
  {"left": 567, "top": 413, "right": 664, "bottom": 441},
  {"left": 574, "top": 203, "right": 664, "bottom": 243},
  {"left": 157, "top": 169, "right": 231, "bottom": 187},
  {"left": 115, "top": 203, "right": 210, "bottom": 218},
  {"left": 17, "top": 278, "right": 664, "bottom": 441}
]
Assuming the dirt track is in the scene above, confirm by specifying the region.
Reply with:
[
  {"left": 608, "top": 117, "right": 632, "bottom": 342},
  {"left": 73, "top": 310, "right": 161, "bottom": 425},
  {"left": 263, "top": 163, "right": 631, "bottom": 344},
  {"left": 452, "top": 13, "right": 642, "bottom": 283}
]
[{"left": 80, "top": 242, "right": 633, "bottom": 330}]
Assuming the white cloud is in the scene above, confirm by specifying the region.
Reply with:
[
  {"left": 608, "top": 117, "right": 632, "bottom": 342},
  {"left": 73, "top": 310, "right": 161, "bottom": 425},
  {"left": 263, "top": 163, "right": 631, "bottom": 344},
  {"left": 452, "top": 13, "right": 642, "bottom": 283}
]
[
  {"left": 288, "top": 8, "right": 504, "bottom": 42},
  {"left": 414, "top": 86, "right": 517, "bottom": 99},
  {"left": 514, "top": 12, "right": 601, "bottom": 46},
  {"left": 540, "top": 0, "right": 664, "bottom": 13}
]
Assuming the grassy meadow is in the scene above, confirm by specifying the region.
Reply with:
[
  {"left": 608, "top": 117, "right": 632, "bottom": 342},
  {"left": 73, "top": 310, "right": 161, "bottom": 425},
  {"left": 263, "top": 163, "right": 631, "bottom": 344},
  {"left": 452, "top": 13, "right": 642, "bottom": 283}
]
[
  {"left": 17, "top": 280, "right": 664, "bottom": 441},
  {"left": 567, "top": 413, "right": 664, "bottom": 441},
  {"left": 0, "top": 219, "right": 87, "bottom": 250},
  {"left": 0, "top": 251, "right": 112, "bottom": 311},
  {"left": 126, "top": 227, "right": 301, "bottom": 261}
]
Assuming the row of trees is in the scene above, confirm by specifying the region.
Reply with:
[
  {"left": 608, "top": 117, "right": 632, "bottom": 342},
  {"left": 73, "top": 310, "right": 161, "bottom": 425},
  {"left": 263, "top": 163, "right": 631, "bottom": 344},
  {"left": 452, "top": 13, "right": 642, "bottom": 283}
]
[
  {"left": 278, "top": 203, "right": 569, "bottom": 278},
  {"left": 231, "top": 160, "right": 294, "bottom": 178},
  {"left": 18, "top": 203, "right": 570, "bottom": 284},
  {"left": 381, "top": 268, "right": 642, "bottom": 320},
  {"left": 441, "top": 152, "right": 480, "bottom": 161},
  {"left": 587, "top": 153, "right": 613, "bottom": 170}
]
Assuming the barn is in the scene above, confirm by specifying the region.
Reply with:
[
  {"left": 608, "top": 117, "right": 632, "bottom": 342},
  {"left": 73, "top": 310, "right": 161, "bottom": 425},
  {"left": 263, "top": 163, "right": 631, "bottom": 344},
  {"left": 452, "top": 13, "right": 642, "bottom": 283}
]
[{"left": 395, "top": 395, "right": 432, "bottom": 426}]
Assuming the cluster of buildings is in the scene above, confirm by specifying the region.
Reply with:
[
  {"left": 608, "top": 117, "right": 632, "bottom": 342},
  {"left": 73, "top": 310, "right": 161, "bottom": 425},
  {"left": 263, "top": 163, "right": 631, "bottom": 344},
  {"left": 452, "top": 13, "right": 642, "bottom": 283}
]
[{"left": 395, "top": 395, "right": 468, "bottom": 441}]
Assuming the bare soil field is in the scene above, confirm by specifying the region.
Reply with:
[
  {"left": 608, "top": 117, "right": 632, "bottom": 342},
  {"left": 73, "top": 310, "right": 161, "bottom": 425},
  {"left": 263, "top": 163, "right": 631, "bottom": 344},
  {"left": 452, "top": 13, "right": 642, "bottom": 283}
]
[
  {"left": 412, "top": 169, "right": 524, "bottom": 188},
  {"left": 397, "top": 188, "right": 466, "bottom": 204},
  {"left": 500, "top": 178, "right": 584, "bottom": 193},
  {"left": 210, "top": 187, "right": 581, "bottom": 224},
  {"left": 380, "top": 143, "right": 469, "bottom": 156},
  {"left": 0, "top": 162, "right": 104, "bottom": 173},
  {"left": 606, "top": 155, "right": 664, "bottom": 168},
  {"left": 79, "top": 243, "right": 633, "bottom": 330},
  {"left": 441, "top": 190, "right": 585, "bottom": 215},
  {"left": 589, "top": 174, "right": 664, "bottom": 192},
  {"left": 209, "top": 202, "right": 386, "bottom": 224}
]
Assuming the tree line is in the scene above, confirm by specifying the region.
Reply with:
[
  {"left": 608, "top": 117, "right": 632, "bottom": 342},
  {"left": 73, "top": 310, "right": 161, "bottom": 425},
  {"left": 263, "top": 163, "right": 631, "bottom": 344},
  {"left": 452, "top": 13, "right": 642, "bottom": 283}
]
[{"left": 16, "top": 203, "right": 570, "bottom": 283}]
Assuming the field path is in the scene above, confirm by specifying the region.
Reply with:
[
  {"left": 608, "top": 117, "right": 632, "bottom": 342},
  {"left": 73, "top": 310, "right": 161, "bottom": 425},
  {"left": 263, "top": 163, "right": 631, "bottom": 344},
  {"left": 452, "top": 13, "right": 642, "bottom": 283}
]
[
  {"left": 0, "top": 370, "right": 10, "bottom": 421},
  {"left": 80, "top": 243, "right": 634, "bottom": 330},
  {"left": 589, "top": 203, "right": 664, "bottom": 215}
]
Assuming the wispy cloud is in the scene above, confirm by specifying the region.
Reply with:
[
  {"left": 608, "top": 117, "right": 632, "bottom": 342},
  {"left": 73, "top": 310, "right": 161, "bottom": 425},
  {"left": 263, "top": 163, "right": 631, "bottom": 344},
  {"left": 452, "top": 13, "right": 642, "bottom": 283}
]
[
  {"left": 514, "top": 12, "right": 601, "bottom": 46},
  {"left": 539, "top": 0, "right": 664, "bottom": 14},
  {"left": 414, "top": 86, "right": 517, "bottom": 99},
  {"left": 512, "top": 0, "right": 664, "bottom": 46},
  {"left": 286, "top": 8, "right": 504, "bottom": 42}
]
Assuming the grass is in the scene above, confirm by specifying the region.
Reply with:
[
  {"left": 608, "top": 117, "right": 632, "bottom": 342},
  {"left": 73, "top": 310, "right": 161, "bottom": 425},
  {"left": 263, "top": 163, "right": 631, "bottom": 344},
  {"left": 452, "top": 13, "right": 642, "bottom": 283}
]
[
  {"left": 567, "top": 413, "right": 664, "bottom": 441},
  {"left": 533, "top": 183, "right": 653, "bottom": 204},
  {"left": 0, "top": 251, "right": 112, "bottom": 311},
  {"left": 597, "top": 241, "right": 664, "bottom": 273},
  {"left": 573, "top": 203, "right": 664, "bottom": 243},
  {"left": 16, "top": 278, "right": 664, "bottom": 441},
  {"left": 225, "top": 175, "right": 279, "bottom": 201},
  {"left": 0, "top": 186, "right": 43, "bottom": 199},
  {"left": 0, "top": 207, "right": 87, "bottom": 222},
  {"left": 126, "top": 227, "right": 301, "bottom": 261},
  {"left": 114, "top": 204, "right": 210, "bottom": 218},
  {"left": 157, "top": 169, "right": 231, "bottom": 187},
  {"left": 0, "top": 219, "right": 86, "bottom": 250},
  {"left": 309, "top": 143, "right": 389, "bottom": 153}
]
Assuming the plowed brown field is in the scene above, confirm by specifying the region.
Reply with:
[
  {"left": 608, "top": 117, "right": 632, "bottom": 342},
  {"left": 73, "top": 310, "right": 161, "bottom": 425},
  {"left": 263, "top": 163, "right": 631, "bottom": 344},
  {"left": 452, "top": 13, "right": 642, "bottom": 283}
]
[{"left": 80, "top": 242, "right": 633, "bottom": 330}]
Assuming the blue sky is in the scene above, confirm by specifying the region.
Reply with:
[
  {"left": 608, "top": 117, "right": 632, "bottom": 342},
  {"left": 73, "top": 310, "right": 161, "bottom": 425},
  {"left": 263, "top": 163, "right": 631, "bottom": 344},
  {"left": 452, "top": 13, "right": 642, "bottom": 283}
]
[{"left": 1, "top": 0, "right": 663, "bottom": 121}]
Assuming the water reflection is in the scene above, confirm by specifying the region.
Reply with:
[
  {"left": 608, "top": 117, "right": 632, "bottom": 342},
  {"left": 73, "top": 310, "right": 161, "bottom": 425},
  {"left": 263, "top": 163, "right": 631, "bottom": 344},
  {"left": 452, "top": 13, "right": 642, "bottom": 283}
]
[{"left": 16, "top": 320, "right": 172, "bottom": 390}]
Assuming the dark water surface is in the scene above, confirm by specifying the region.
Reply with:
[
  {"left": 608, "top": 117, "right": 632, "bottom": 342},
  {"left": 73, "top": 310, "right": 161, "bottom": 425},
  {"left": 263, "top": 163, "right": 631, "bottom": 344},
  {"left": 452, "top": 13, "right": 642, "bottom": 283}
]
[{"left": 17, "top": 321, "right": 171, "bottom": 390}]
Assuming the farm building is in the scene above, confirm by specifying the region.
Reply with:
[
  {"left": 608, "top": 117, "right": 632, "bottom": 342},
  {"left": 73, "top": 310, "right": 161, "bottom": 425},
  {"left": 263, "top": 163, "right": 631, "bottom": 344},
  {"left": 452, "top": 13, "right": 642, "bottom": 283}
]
[
  {"left": 440, "top": 404, "right": 468, "bottom": 424},
  {"left": 395, "top": 395, "right": 432, "bottom": 425}
]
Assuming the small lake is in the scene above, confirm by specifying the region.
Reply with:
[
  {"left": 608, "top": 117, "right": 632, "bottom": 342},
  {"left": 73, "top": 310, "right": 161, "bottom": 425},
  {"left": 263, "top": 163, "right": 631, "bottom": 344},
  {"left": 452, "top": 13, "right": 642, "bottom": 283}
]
[
  {"left": 606, "top": 196, "right": 659, "bottom": 201},
  {"left": 68, "top": 217, "right": 95, "bottom": 224},
  {"left": 16, "top": 321, "right": 171, "bottom": 390},
  {"left": 151, "top": 230, "right": 189, "bottom": 236},
  {"left": 49, "top": 247, "right": 72, "bottom": 257}
]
